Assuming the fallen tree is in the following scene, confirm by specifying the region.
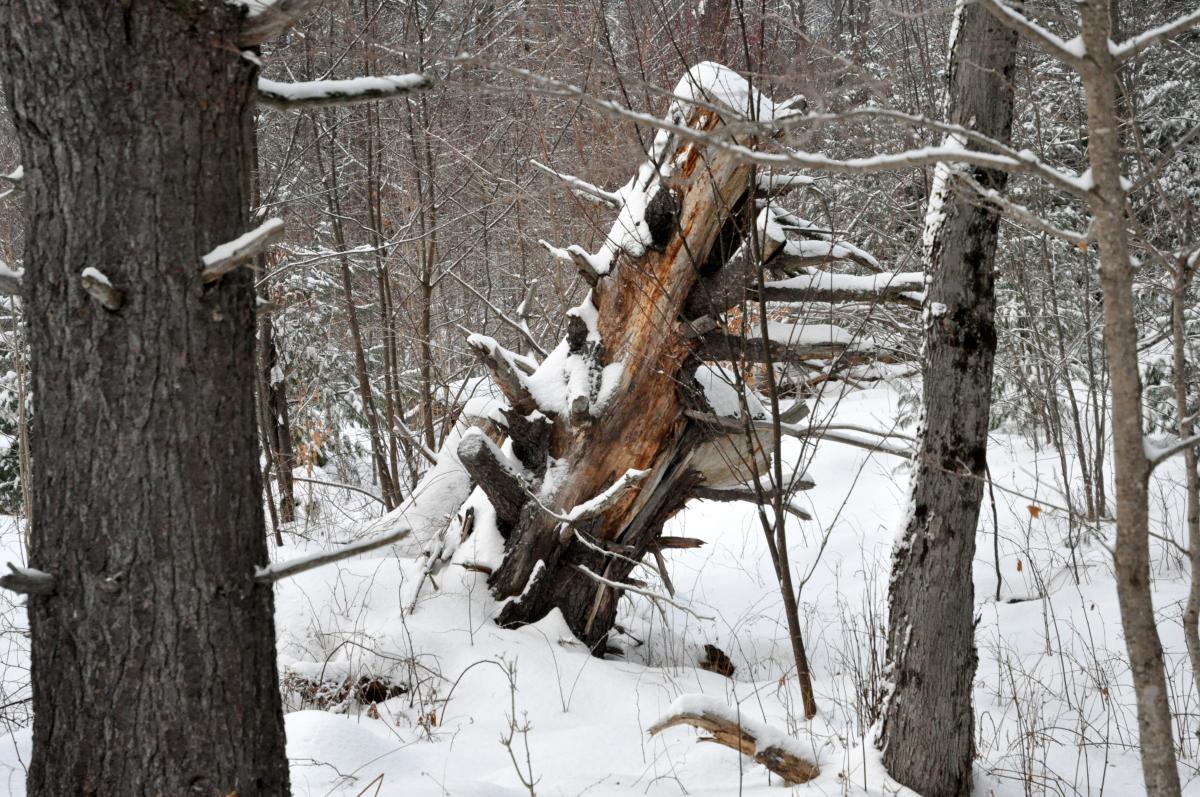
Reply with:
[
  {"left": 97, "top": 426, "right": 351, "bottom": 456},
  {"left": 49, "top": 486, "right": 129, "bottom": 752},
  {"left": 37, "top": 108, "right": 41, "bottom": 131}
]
[{"left": 430, "top": 63, "right": 920, "bottom": 651}]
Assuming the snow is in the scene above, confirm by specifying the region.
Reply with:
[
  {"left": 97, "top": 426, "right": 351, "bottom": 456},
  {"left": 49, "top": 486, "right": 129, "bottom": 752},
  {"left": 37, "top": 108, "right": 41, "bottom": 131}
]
[
  {"left": 673, "top": 62, "right": 784, "bottom": 122},
  {"left": 751, "top": 319, "right": 860, "bottom": 347},
  {"left": 0, "top": 385, "right": 1197, "bottom": 796},
  {"left": 695, "top": 363, "right": 768, "bottom": 418},
  {"left": 922, "top": 134, "right": 964, "bottom": 256},
  {"left": 2, "top": 166, "right": 21, "bottom": 182},
  {"left": 0, "top": 260, "right": 23, "bottom": 282},
  {"left": 80, "top": 267, "right": 111, "bottom": 288},
  {"left": 201, "top": 217, "right": 284, "bottom": 267}
]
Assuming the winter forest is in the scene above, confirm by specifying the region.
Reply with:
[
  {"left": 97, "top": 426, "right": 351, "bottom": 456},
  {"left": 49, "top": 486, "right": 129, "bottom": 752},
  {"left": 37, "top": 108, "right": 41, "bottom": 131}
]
[{"left": 0, "top": 0, "right": 1198, "bottom": 795}]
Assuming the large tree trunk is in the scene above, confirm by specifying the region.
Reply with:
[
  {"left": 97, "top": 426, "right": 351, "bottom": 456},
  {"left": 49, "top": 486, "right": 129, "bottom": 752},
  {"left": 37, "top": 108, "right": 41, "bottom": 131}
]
[
  {"left": 1, "top": 3, "right": 290, "bottom": 795},
  {"left": 877, "top": 4, "right": 1017, "bottom": 795}
]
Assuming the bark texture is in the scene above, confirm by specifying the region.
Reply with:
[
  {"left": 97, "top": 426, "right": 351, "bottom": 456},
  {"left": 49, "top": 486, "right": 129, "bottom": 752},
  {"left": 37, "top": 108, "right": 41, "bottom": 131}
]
[
  {"left": 878, "top": 5, "right": 1017, "bottom": 795},
  {"left": 1, "top": 3, "right": 290, "bottom": 795}
]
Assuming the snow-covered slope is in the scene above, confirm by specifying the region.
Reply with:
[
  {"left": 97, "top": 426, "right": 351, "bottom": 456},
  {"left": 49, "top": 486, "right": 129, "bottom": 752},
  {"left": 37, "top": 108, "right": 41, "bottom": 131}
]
[{"left": 1, "top": 383, "right": 1197, "bottom": 795}]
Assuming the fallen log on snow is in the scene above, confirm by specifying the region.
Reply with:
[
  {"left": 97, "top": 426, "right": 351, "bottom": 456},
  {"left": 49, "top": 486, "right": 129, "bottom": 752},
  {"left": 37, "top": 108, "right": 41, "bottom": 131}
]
[{"left": 648, "top": 694, "right": 820, "bottom": 784}]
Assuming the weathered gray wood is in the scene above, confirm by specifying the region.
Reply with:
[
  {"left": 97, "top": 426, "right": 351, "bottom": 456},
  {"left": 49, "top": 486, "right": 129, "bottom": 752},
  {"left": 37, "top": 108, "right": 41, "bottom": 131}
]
[
  {"left": 0, "top": 4, "right": 290, "bottom": 794},
  {"left": 877, "top": 4, "right": 1017, "bottom": 795}
]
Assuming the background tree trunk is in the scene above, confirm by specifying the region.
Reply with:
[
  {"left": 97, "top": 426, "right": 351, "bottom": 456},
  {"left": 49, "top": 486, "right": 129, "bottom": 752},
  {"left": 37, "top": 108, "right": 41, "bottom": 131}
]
[
  {"left": 878, "top": 3, "right": 1017, "bottom": 795},
  {"left": 1078, "top": 0, "right": 1182, "bottom": 791},
  {"left": 1, "top": 3, "right": 290, "bottom": 794}
]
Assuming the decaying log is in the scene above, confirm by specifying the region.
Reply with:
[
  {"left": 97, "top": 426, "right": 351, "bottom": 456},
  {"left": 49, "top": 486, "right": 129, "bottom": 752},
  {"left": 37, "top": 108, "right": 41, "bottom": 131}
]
[
  {"left": 649, "top": 695, "right": 820, "bottom": 784},
  {"left": 446, "top": 64, "right": 917, "bottom": 652}
]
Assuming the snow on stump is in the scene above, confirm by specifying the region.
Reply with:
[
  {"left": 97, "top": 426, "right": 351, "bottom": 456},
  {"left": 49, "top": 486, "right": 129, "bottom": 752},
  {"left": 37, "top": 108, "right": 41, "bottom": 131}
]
[{"left": 649, "top": 694, "right": 819, "bottom": 785}]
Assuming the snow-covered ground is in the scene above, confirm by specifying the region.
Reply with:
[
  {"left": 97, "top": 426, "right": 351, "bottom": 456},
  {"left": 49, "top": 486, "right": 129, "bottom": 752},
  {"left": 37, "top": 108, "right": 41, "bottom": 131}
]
[{"left": 1, "top": 383, "right": 1198, "bottom": 795}]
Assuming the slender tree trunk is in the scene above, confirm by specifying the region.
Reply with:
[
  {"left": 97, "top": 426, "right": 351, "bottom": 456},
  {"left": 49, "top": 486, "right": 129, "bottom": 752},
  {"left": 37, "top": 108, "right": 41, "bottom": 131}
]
[
  {"left": 878, "top": 4, "right": 1017, "bottom": 795},
  {"left": 1174, "top": 255, "right": 1200, "bottom": 706},
  {"left": 1077, "top": 2, "right": 1181, "bottom": 793},
  {"left": 0, "top": 3, "right": 290, "bottom": 794}
]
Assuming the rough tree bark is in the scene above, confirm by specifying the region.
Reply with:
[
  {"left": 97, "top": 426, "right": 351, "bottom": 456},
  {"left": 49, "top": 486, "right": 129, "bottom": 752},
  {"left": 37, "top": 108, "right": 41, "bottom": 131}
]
[
  {"left": 877, "top": 3, "right": 1017, "bottom": 795},
  {"left": 451, "top": 65, "right": 920, "bottom": 653},
  {"left": 0, "top": 3, "right": 290, "bottom": 794}
]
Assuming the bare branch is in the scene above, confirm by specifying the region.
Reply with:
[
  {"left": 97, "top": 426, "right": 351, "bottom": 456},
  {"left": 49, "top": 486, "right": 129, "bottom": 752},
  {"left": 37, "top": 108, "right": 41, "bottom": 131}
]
[
  {"left": 487, "top": 65, "right": 1094, "bottom": 200},
  {"left": 442, "top": 268, "right": 548, "bottom": 358},
  {"left": 255, "top": 524, "right": 411, "bottom": 583},
  {"left": 290, "top": 475, "right": 384, "bottom": 505},
  {"left": 529, "top": 160, "right": 622, "bottom": 208},
  {"left": 691, "top": 484, "right": 813, "bottom": 519},
  {"left": 257, "top": 74, "right": 431, "bottom": 110},
  {"left": 574, "top": 564, "right": 715, "bottom": 621},
  {"left": 954, "top": 171, "right": 1091, "bottom": 244}
]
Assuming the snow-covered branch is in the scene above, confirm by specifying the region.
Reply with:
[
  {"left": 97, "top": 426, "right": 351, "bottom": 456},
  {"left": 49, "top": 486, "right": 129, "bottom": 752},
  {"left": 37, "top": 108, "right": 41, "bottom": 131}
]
[
  {"left": 0, "top": 259, "right": 23, "bottom": 297},
  {"left": 648, "top": 695, "right": 820, "bottom": 784},
  {"left": 466, "top": 334, "right": 538, "bottom": 414},
  {"left": 975, "top": 0, "right": 1086, "bottom": 65},
  {"left": 529, "top": 160, "right": 622, "bottom": 208},
  {"left": 200, "top": 217, "right": 284, "bottom": 283},
  {"left": 1147, "top": 434, "right": 1200, "bottom": 472},
  {"left": 81, "top": 267, "right": 124, "bottom": 311},
  {"left": 955, "top": 171, "right": 1091, "bottom": 244},
  {"left": 255, "top": 523, "right": 411, "bottom": 583},
  {"left": 0, "top": 165, "right": 21, "bottom": 187},
  {"left": 538, "top": 240, "right": 607, "bottom": 285},
  {"left": 759, "top": 271, "right": 925, "bottom": 308},
  {"left": 1110, "top": 8, "right": 1200, "bottom": 61},
  {"left": 561, "top": 469, "right": 649, "bottom": 523},
  {"left": 0, "top": 563, "right": 54, "bottom": 596},
  {"left": 442, "top": 268, "right": 548, "bottom": 358},
  {"left": 257, "top": 74, "right": 431, "bottom": 110},
  {"left": 490, "top": 65, "right": 1094, "bottom": 200}
]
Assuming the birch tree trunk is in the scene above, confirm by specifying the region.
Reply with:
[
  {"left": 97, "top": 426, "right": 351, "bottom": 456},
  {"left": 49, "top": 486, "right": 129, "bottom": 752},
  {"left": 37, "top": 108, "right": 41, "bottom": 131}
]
[
  {"left": 877, "top": 4, "right": 1017, "bottom": 794},
  {"left": 0, "top": 3, "right": 290, "bottom": 794}
]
